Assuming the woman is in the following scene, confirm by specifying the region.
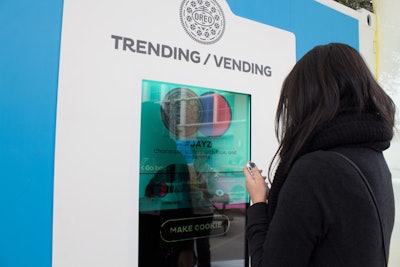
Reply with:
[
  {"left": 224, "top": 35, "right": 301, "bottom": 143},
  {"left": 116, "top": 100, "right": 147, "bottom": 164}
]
[{"left": 244, "top": 43, "right": 396, "bottom": 266}]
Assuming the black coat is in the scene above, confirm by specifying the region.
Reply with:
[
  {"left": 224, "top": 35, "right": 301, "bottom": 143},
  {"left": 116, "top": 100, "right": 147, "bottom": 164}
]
[{"left": 247, "top": 147, "right": 395, "bottom": 267}]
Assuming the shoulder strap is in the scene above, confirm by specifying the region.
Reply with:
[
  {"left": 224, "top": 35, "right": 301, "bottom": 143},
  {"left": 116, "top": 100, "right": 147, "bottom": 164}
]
[{"left": 331, "top": 151, "right": 387, "bottom": 266}]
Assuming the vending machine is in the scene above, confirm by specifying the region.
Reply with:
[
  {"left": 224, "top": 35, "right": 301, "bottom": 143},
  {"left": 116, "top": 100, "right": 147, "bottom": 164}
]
[{"left": 53, "top": 1, "right": 295, "bottom": 266}]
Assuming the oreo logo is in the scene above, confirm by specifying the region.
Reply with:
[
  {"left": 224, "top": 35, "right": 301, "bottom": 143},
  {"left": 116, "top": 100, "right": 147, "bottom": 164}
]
[{"left": 180, "top": 0, "right": 225, "bottom": 44}]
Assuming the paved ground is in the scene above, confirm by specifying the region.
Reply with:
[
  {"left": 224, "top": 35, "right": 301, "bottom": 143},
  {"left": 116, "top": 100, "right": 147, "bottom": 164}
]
[
  {"left": 388, "top": 178, "right": 400, "bottom": 267},
  {"left": 387, "top": 140, "right": 400, "bottom": 267}
]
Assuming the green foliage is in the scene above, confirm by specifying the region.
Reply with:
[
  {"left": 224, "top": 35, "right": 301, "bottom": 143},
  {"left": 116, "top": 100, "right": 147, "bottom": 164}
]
[{"left": 334, "top": 0, "right": 373, "bottom": 12}]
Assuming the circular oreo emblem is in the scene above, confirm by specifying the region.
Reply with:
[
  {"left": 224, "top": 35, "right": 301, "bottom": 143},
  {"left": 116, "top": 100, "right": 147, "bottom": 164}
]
[
  {"left": 161, "top": 88, "right": 202, "bottom": 138},
  {"left": 180, "top": 0, "right": 225, "bottom": 44}
]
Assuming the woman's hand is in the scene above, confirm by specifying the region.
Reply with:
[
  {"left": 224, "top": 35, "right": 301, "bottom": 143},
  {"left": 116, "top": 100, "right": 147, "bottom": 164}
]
[{"left": 243, "top": 162, "right": 269, "bottom": 204}]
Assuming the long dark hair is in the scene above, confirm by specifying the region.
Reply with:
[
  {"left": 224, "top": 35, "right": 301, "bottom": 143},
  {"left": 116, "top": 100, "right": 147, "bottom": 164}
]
[{"left": 269, "top": 43, "right": 396, "bottom": 179}]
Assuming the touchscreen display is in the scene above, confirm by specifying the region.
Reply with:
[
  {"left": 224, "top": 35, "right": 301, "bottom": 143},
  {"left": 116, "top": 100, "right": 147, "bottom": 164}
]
[{"left": 139, "top": 80, "right": 250, "bottom": 266}]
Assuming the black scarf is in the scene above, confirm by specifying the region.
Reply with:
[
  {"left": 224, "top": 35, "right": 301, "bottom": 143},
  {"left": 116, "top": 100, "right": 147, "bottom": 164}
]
[{"left": 267, "top": 112, "right": 393, "bottom": 222}]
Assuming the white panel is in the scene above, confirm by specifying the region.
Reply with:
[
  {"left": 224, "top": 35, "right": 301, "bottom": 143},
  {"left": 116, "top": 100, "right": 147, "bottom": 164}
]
[{"left": 53, "top": 1, "right": 296, "bottom": 266}]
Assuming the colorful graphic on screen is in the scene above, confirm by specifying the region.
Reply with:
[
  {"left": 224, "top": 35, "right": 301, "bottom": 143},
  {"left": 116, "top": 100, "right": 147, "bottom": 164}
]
[
  {"left": 199, "top": 92, "right": 232, "bottom": 137},
  {"left": 139, "top": 80, "right": 251, "bottom": 212},
  {"left": 160, "top": 89, "right": 232, "bottom": 138},
  {"left": 161, "top": 88, "right": 202, "bottom": 137}
]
